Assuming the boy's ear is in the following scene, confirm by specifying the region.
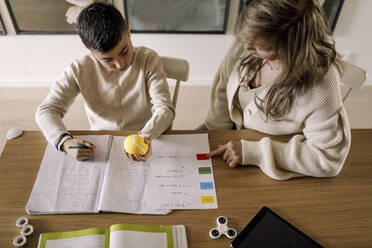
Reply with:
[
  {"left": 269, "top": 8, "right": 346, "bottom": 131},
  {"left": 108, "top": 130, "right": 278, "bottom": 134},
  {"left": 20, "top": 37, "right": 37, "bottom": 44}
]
[{"left": 127, "top": 25, "right": 131, "bottom": 35}]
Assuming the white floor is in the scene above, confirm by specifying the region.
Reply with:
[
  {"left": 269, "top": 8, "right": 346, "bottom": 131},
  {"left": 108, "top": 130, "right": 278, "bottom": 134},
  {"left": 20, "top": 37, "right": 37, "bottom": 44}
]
[{"left": 1, "top": 85, "right": 371, "bottom": 155}]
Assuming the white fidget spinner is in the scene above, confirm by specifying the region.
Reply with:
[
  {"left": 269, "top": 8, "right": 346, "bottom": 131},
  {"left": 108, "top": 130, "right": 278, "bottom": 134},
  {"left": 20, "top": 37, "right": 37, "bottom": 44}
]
[{"left": 209, "top": 216, "right": 237, "bottom": 239}]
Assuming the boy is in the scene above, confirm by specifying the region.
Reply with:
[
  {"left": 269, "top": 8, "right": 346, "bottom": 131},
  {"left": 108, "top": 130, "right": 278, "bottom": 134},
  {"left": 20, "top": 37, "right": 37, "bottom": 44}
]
[{"left": 36, "top": 3, "right": 174, "bottom": 161}]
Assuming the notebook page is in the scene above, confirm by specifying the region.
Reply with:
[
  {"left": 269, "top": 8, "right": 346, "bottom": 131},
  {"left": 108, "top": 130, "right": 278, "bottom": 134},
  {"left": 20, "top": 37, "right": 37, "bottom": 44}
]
[
  {"left": 26, "top": 135, "right": 110, "bottom": 214},
  {"left": 98, "top": 136, "right": 170, "bottom": 214},
  {"left": 109, "top": 224, "right": 172, "bottom": 248},
  {"left": 172, "top": 225, "right": 188, "bottom": 248},
  {"left": 41, "top": 234, "right": 106, "bottom": 248},
  {"left": 38, "top": 227, "right": 109, "bottom": 248}
]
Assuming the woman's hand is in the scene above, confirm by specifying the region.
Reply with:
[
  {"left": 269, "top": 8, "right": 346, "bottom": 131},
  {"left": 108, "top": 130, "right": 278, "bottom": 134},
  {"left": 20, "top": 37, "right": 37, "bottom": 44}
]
[
  {"left": 124, "top": 134, "right": 152, "bottom": 162},
  {"left": 208, "top": 141, "right": 243, "bottom": 168},
  {"left": 65, "top": 0, "right": 96, "bottom": 24},
  {"left": 65, "top": 0, "right": 94, "bottom": 7},
  {"left": 65, "top": 6, "right": 84, "bottom": 24},
  {"left": 61, "top": 138, "right": 96, "bottom": 161}
]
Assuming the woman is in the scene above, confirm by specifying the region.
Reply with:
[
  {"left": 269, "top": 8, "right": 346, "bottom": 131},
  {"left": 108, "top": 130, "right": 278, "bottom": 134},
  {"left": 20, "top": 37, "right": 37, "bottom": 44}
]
[{"left": 204, "top": 0, "right": 351, "bottom": 180}]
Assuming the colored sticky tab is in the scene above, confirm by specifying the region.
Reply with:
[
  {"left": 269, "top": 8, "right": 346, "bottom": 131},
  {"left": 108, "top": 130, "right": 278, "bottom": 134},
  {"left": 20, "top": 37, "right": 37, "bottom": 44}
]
[
  {"left": 196, "top": 153, "right": 209, "bottom": 160},
  {"left": 198, "top": 167, "right": 212, "bottom": 174},
  {"left": 201, "top": 196, "right": 215, "bottom": 204},
  {"left": 200, "top": 182, "right": 214, "bottom": 190}
]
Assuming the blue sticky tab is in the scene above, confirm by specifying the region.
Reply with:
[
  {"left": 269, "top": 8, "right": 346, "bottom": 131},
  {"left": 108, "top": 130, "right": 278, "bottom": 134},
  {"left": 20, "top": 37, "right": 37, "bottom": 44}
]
[{"left": 200, "top": 182, "right": 214, "bottom": 190}]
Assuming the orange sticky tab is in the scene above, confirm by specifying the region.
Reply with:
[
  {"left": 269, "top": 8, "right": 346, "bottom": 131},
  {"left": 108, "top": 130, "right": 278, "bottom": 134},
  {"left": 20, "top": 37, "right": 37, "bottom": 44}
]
[{"left": 201, "top": 196, "right": 215, "bottom": 204}]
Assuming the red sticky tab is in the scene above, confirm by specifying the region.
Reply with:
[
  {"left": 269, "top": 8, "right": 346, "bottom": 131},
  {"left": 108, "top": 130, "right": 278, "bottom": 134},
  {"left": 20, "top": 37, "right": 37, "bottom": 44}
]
[{"left": 197, "top": 153, "right": 209, "bottom": 160}]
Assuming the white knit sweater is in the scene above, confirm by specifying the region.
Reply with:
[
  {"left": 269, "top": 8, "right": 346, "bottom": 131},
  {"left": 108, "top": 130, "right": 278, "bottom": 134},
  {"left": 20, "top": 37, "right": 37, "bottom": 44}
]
[
  {"left": 205, "top": 41, "right": 351, "bottom": 180},
  {"left": 36, "top": 46, "right": 175, "bottom": 146}
]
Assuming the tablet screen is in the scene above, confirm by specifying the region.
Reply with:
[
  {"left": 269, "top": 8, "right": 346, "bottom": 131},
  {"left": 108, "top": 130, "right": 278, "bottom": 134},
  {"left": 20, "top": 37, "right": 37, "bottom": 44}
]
[{"left": 231, "top": 207, "right": 324, "bottom": 248}]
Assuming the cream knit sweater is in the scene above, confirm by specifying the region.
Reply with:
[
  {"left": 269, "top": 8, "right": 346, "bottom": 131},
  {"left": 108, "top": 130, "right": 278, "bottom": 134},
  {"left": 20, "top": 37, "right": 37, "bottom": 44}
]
[
  {"left": 205, "top": 41, "right": 351, "bottom": 180},
  {"left": 36, "top": 46, "right": 175, "bottom": 147}
]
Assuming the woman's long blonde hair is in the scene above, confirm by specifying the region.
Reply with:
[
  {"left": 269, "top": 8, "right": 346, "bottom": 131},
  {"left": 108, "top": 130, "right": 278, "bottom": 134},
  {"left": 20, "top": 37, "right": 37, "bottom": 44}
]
[{"left": 235, "top": 0, "right": 343, "bottom": 120}]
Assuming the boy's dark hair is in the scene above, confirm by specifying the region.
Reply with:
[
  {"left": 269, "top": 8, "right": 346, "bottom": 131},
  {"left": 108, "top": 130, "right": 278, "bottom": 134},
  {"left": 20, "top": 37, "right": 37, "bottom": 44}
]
[{"left": 77, "top": 3, "right": 128, "bottom": 53}]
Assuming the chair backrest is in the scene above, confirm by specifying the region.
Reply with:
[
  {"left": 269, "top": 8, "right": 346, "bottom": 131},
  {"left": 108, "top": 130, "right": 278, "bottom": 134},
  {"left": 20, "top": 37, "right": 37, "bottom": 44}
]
[
  {"left": 160, "top": 56, "right": 189, "bottom": 110},
  {"left": 341, "top": 60, "right": 367, "bottom": 102}
]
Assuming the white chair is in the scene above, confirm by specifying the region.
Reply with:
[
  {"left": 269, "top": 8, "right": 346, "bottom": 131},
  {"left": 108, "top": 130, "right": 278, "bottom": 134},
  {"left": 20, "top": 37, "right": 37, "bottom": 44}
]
[
  {"left": 341, "top": 60, "right": 368, "bottom": 102},
  {"left": 160, "top": 56, "right": 189, "bottom": 111}
]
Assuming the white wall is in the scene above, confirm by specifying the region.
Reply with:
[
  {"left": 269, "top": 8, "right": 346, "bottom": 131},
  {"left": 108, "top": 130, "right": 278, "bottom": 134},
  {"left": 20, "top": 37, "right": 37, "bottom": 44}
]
[
  {"left": 0, "top": 0, "right": 238, "bottom": 87},
  {"left": 334, "top": 0, "right": 372, "bottom": 85},
  {"left": 0, "top": 0, "right": 371, "bottom": 87},
  {"left": 0, "top": 34, "right": 235, "bottom": 86}
]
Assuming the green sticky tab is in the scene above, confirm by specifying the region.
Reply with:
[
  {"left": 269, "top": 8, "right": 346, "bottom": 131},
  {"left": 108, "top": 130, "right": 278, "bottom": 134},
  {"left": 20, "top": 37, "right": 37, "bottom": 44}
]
[{"left": 198, "top": 167, "right": 212, "bottom": 174}]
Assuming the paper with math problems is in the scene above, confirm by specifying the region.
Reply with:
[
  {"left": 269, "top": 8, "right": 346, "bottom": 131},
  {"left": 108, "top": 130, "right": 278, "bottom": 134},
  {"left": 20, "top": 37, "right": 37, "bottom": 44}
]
[
  {"left": 143, "top": 134, "right": 218, "bottom": 209},
  {"left": 26, "top": 135, "right": 110, "bottom": 214},
  {"left": 98, "top": 136, "right": 170, "bottom": 215},
  {"left": 27, "top": 133, "right": 217, "bottom": 214}
]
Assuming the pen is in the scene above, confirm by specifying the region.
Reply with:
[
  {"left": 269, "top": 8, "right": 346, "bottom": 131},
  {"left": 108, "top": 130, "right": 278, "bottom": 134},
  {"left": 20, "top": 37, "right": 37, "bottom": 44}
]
[{"left": 68, "top": 145, "right": 90, "bottom": 149}]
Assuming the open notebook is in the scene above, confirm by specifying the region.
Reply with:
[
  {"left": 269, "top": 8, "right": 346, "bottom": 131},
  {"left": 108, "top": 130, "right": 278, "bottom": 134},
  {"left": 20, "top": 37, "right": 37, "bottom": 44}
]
[
  {"left": 38, "top": 224, "right": 187, "bottom": 248},
  {"left": 26, "top": 134, "right": 218, "bottom": 214}
]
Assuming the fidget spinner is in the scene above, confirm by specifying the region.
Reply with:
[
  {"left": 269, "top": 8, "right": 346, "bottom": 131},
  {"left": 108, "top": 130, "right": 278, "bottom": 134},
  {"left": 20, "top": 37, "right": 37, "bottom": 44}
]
[{"left": 209, "top": 216, "right": 237, "bottom": 239}]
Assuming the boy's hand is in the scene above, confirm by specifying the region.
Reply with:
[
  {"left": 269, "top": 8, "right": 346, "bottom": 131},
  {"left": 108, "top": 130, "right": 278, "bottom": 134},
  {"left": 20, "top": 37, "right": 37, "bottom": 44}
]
[
  {"left": 61, "top": 138, "right": 96, "bottom": 161},
  {"left": 208, "top": 141, "right": 242, "bottom": 168},
  {"left": 124, "top": 134, "right": 152, "bottom": 162}
]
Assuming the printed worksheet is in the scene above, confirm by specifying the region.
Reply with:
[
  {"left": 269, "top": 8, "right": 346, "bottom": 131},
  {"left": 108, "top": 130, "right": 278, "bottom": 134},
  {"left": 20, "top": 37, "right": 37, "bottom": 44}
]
[{"left": 143, "top": 134, "right": 218, "bottom": 209}]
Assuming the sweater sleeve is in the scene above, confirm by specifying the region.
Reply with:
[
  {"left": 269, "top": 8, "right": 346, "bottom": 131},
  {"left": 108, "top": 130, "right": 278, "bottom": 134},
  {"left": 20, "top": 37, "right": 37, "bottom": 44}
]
[
  {"left": 35, "top": 65, "right": 80, "bottom": 146},
  {"left": 241, "top": 81, "right": 351, "bottom": 180},
  {"left": 140, "top": 52, "right": 175, "bottom": 139},
  {"left": 204, "top": 41, "right": 245, "bottom": 130}
]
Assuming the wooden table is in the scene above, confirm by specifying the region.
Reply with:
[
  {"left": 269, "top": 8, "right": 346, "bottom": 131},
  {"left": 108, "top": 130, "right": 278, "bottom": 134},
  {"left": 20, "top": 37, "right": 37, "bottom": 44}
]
[{"left": 0, "top": 130, "right": 371, "bottom": 248}]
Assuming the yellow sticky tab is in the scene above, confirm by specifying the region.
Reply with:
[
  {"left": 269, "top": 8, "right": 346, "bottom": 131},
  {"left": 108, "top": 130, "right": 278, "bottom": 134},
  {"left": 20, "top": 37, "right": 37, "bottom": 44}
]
[{"left": 201, "top": 196, "right": 215, "bottom": 204}]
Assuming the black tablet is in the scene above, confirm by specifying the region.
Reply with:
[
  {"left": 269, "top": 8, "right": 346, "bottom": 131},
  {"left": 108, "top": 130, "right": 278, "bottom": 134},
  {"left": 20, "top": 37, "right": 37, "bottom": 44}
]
[{"left": 231, "top": 206, "right": 324, "bottom": 248}]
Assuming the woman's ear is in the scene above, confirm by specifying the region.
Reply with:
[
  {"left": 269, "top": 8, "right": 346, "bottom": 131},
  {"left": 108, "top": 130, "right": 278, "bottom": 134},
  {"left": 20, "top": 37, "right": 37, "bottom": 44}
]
[{"left": 127, "top": 25, "right": 131, "bottom": 36}]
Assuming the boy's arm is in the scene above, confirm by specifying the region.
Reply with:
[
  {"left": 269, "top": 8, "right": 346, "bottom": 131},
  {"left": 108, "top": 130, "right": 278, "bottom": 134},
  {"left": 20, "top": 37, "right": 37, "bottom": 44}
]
[
  {"left": 35, "top": 66, "right": 80, "bottom": 148},
  {"left": 140, "top": 53, "right": 175, "bottom": 139}
]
